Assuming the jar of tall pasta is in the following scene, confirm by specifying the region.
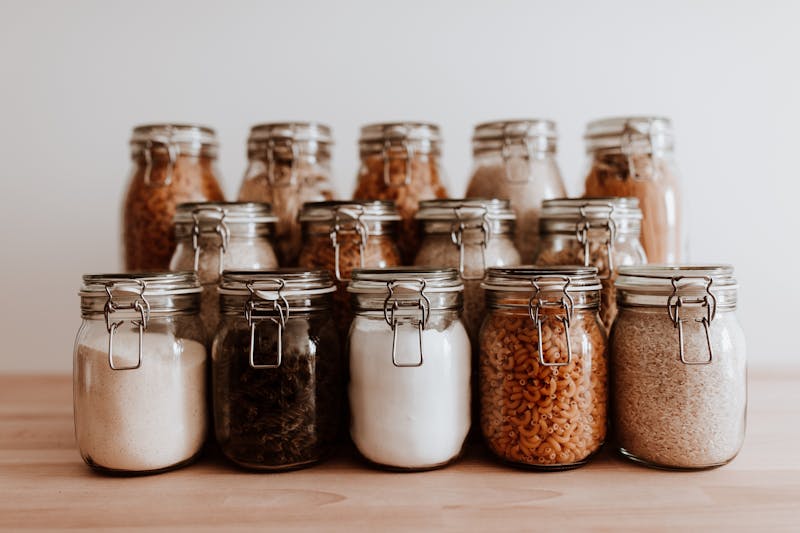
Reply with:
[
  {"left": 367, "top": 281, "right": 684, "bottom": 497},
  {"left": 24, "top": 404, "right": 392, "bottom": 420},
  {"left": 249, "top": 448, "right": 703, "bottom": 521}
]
[
  {"left": 352, "top": 122, "right": 449, "bottom": 261},
  {"left": 479, "top": 266, "right": 607, "bottom": 469},
  {"left": 466, "top": 119, "right": 567, "bottom": 261},
  {"left": 297, "top": 200, "right": 402, "bottom": 333},
  {"left": 238, "top": 122, "right": 335, "bottom": 266},
  {"left": 535, "top": 197, "right": 646, "bottom": 330},
  {"left": 611, "top": 265, "right": 746, "bottom": 469},
  {"left": 583, "top": 116, "right": 684, "bottom": 263}
]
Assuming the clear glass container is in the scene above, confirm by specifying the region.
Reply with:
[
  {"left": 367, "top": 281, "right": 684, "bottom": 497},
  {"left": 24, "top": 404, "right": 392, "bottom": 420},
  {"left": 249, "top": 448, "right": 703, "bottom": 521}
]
[
  {"left": 466, "top": 119, "right": 567, "bottom": 261},
  {"left": 611, "top": 265, "right": 747, "bottom": 469},
  {"left": 212, "top": 269, "right": 342, "bottom": 471},
  {"left": 535, "top": 197, "right": 646, "bottom": 330},
  {"left": 237, "top": 122, "right": 335, "bottom": 266},
  {"left": 297, "top": 200, "right": 402, "bottom": 333},
  {"left": 347, "top": 268, "right": 470, "bottom": 471},
  {"left": 123, "top": 124, "right": 225, "bottom": 271},
  {"left": 352, "top": 122, "right": 449, "bottom": 261},
  {"left": 73, "top": 272, "right": 207, "bottom": 474},
  {"left": 170, "top": 202, "right": 279, "bottom": 338},
  {"left": 583, "top": 116, "right": 684, "bottom": 263},
  {"left": 480, "top": 266, "right": 608, "bottom": 470}
]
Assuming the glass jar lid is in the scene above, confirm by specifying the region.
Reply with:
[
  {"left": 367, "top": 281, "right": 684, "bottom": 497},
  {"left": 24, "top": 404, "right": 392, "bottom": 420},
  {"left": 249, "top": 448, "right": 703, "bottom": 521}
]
[
  {"left": 248, "top": 122, "right": 333, "bottom": 144},
  {"left": 219, "top": 269, "right": 335, "bottom": 297},
  {"left": 359, "top": 122, "right": 441, "bottom": 143},
  {"left": 615, "top": 264, "right": 737, "bottom": 310},
  {"left": 540, "top": 196, "right": 642, "bottom": 234},
  {"left": 174, "top": 202, "right": 278, "bottom": 226},
  {"left": 584, "top": 116, "right": 673, "bottom": 154},
  {"left": 348, "top": 267, "right": 463, "bottom": 296},
  {"left": 415, "top": 198, "right": 516, "bottom": 222},
  {"left": 81, "top": 271, "right": 201, "bottom": 300},
  {"left": 473, "top": 119, "right": 556, "bottom": 145},
  {"left": 299, "top": 200, "right": 401, "bottom": 224},
  {"left": 482, "top": 266, "right": 602, "bottom": 295},
  {"left": 130, "top": 123, "right": 218, "bottom": 154}
]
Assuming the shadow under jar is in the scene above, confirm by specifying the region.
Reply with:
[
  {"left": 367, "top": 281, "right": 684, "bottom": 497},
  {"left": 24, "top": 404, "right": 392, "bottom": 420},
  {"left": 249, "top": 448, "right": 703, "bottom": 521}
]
[
  {"left": 465, "top": 119, "right": 567, "bottom": 261},
  {"left": 352, "top": 122, "right": 449, "bottom": 262},
  {"left": 347, "top": 268, "right": 471, "bottom": 471},
  {"left": 297, "top": 200, "right": 402, "bottom": 334},
  {"left": 479, "top": 266, "right": 608, "bottom": 470},
  {"left": 73, "top": 272, "right": 207, "bottom": 475},
  {"left": 535, "top": 197, "right": 646, "bottom": 331},
  {"left": 212, "top": 270, "right": 342, "bottom": 471},
  {"left": 170, "top": 202, "right": 279, "bottom": 339},
  {"left": 583, "top": 116, "right": 684, "bottom": 264},
  {"left": 237, "top": 122, "right": 336, "bottom": 266},
  {"left": 611, "top": 265, "right": 747, "bottom": 470},
  {"left": 123, "top": 124, "right": 225, "bottom": 271}
]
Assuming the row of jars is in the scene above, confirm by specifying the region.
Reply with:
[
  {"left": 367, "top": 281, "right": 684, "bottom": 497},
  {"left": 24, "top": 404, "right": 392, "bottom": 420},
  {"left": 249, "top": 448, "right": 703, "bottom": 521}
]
[
  {"left": 74, "top": 265, "right": 745, "bottom": 474},
  {"left": 122, "top": 117, "right": 685, "bottom": 277}
]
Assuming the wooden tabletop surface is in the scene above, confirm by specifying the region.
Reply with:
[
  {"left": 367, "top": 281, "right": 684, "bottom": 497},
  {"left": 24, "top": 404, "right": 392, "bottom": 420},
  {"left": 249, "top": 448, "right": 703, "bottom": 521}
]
[{"left": 1, "top": 370, "right": 799, "bottom": 532}]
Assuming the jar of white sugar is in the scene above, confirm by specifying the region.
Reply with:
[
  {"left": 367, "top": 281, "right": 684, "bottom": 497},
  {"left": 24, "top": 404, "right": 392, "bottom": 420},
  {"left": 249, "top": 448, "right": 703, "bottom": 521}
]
[
  {"left": 170, "top": 202, "right": 279, "bottom": 339},
  {"left": 347, "top": 267, "right": 471, "bottom": 471},
  {"left": 74, "top": 272, "right": 207, "bottom": 474},
  {"left": 611, "top": 265, "right": 747, "bottom": 469}
]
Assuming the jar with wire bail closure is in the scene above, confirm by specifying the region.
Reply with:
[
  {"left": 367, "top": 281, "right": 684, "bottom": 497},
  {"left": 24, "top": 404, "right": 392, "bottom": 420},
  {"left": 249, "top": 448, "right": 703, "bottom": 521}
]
[
  {"left": 212, "top": 269, "right": 341, "bottom": 471},
  {"left": 74, "top": 272, "right": 207, "bottom": 474},
  {"left": 347, "top": 268, "right": 471, "bottom": 470},
  {"left": 535, "top": 197, "right": 646, "bottom": 331},
  {"left": 352, "top": 122, "right": 449, "bottom": 261},
  {"left": 583, "top": 116, "right": 685, "bottom": 263},
  {"left": 480, "top": 266, "right": 608, "bottom": 469},
  {"left": 123, "top": 124, "right": 225, "bottom": 271},
  {"left": 238, "top": 122, "right": 335, "bottom": 266},
  {"left": 170, "top": 202, "right": 279, "bottom": 338},
  {"left": 297, "top": 200, "right": 402, "bottom": 334},
  {"left": 466, "top": 120, "right": 567, "bottom": 261},
  {"left": 611, "top": 265, "right": 746, "bottom": 469}
]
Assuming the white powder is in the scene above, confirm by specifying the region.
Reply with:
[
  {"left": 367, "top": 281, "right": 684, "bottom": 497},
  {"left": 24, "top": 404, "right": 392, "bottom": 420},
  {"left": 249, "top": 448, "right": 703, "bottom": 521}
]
[
  {"left": 73, "top": 329, "right": 207, "bottom": 472},
  {"left": 348, "top": 316, "right": 471, "bottom": 469}
]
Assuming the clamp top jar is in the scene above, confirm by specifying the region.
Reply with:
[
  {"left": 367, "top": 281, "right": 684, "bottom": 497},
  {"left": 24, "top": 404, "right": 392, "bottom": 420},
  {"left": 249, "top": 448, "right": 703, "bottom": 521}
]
[
  {"left": 466, "top": 119, "right": 566, "bottom": 261},
  {"left": 610, "top": 265, "right": 746, "bottom": 469},
  {"left": 583, "top": 116, "right": 684, "bottom": 263},
  {"left": 237, "top": 122, "right": 335, "bottom": 266}
]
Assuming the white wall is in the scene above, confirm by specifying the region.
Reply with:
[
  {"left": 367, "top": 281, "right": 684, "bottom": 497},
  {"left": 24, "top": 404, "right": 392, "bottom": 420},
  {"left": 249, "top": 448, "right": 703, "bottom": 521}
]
[{"left": 0, "top": 0, "right": 797, "bottom": 372}]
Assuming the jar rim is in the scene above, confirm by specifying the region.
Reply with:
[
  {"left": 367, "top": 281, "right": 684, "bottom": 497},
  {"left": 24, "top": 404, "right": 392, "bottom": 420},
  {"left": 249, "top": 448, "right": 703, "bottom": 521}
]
[
  {"left": 541, "top": 197, "right": 643, "bottom": 222},
  {"left": 584, "top": 116, "right": 673, "bottom": 154},
  {"left": 415, "top": 198, "right": 516, "bottom": 221},
  {"left": 219, "top": 269, "right": 335, "bottom": 295},
  {"left": 173, "top": 202, "right": 278, "bottom": 225},
  {"left": 80, "top": 271, "right": 201, "bottom": 297},
  {"left": 359, "top": 122, "right": 441, "bottom": 142},
  {"left": 130, "top": 123, "right": 217, "bottom": 147},
  {"left": 615, "top": 265, "right": 737, "bottom": 293},
  {"left": 472, "top": 119, "right": 556, "bottom": 141},
  {"left": 299, "top": 200, "right": 402, "bottom": 223},
  {"left": 482, "top": 265, "right": 602, "bottom": 293},
  {"left": 248, "top": 122, "right": 333, "bottom": 144},
  {"left": 348, "top": 267, "right": 463, "bottom": 293}
]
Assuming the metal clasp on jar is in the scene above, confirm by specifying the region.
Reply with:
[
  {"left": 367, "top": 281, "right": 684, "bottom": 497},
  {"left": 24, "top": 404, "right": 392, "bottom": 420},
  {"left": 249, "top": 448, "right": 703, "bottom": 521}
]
[
  {"left": 667, "top": 276, "right": 717, "bottom": 365},
  {"left": 191, "top": 205, "right": 230, "bottom": 274},
  {"left": 575, "top": 203, "right": 617, "bottom": 279},
  {"left": 329, "top": 206, "right": 368, "bottom": 282},
  {"left": 265, "top": 137, "right": 300, "bottom": 187},
  {"left": 621, "top": 119, "right": 659, "bottom": 182},
  {"left": 527, "top": 276, "right": 574, "bottom": 367},
  {"left": 382, "top": 279, "right": 431, "bottom": 368},
  {"left": 449, "top": 206, "right": 491, "bottom": 280},
  {"left": 244, "top": 279, "right": 290, "bottom": 369},
  {"left": 381, "top": 136, "right": 414, "bottom": 187},
  {"left": 500, "top": 130, "right": 543, "bottom": 184},
  {"left": 143, "top": 136, "right": 178, "bottom": 187},
  {"left": 103, "top": 280, "right": 150, "bottom": 371}
]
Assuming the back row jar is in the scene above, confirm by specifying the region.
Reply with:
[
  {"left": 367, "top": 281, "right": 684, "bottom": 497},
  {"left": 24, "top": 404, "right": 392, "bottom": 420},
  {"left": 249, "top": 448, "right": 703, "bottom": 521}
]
[{"left": 123, "top": 124, "right": 225, "bottom": 271}]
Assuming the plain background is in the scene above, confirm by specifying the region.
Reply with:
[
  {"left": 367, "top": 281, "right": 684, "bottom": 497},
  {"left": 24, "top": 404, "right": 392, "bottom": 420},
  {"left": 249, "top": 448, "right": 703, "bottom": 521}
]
[{"left": 0, "top": 0, "right": 797, "bottom": 372}]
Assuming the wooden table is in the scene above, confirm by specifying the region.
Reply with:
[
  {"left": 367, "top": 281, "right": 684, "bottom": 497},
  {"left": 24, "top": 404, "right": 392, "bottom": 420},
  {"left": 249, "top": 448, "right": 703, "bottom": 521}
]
[{"left": 1, "top": 371, "right": 798, "bottom": 531}]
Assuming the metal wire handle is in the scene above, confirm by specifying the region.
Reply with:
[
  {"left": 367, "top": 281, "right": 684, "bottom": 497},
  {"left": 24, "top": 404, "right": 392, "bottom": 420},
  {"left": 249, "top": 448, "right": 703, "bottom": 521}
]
[
  {"left": 527, "top": 276, "right": 574, "bottom": 367},
  {"left": 382, "top": 137, "right": 414, "bottom": 187},
  {"left": 667, "top": 276, "right": 717, "bottom": 365},
  {"left": 329, "top": 206, "right": 368, "bottom": 282},
  {"left": 500, "top": 135, "right": 534, "bottom": 184},
  {"left": 575, "top": 203, "right": 617, "bottom": 280},
  {"left": 382, "top": 279, "right": 431, "bottom": 367},
  {"left": 143, "top": 137, "right": 177, "bottom": 187},
  {"left": 245, "top": 279, "right": 290, "bottom": 369},
  {"left": 191, "top": 206, "right": 230, "bottom": 274},
  {"left": 103, "top": 280, "right": 150, "bottom": 371},
  {"left": 265, "top": 137, "right": 300, "bottom": 187},
  {"left": 449, "top": 206, "right": 491, "bottom": 281}
]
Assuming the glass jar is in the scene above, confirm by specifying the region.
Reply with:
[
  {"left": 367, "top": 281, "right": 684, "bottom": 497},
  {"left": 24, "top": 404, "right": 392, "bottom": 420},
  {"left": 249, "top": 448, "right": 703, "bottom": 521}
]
[
  {"left": 611, "top": 265, "right": 746, "bottom": 469},
  {"left": 170, "top": 202, "right": 279, "bottom": 338},
  {"left": 297, "top": 200, "right": 402, "bottom": 333},
  {"left": 237, "top": 122, "right": 335, "bottom": 266},
  {"left": 583, "top": 116, "right": 684, "bottom": 263},
  {"left": 480, "top": 266, "right": 608, "bottom": 469},
  {"left": 347, "top": 268, "right": 470, "bottom": 470},
  {"left": 73, "top": 272, "right": 207, "bottom": 474},
  {"left": 212, "top": 269, "right": 342, "bottom": 471},
  {"left": 413, "top": 198, "right": 521, "bottom": 343},
  {"left": 123, "top": 124, "right": 225, "bottom": 271},
  {"left": 466, "top": 119, "right": 567, "bottom": 261},
  {"left": 352, "top": 122, "right": 449, "bottom": 261},
  {"left": 535, "top": 197, "right": 646, "bottom": 330}
]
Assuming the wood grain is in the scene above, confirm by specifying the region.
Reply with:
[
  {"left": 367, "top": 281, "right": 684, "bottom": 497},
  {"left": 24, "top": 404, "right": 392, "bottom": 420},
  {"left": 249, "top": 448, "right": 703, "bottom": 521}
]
[{"left": 1, "top": 370, "right": 799, "bottom": 531}]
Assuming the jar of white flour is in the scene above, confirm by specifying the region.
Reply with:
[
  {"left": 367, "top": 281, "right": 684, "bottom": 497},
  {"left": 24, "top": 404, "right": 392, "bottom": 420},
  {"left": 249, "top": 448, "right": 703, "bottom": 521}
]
[
  {"left": 73, "top": 272, "right": 207, "bottom": 474},
  {"left": 347, "top": 267, "right": 471, "bottom": 470}
]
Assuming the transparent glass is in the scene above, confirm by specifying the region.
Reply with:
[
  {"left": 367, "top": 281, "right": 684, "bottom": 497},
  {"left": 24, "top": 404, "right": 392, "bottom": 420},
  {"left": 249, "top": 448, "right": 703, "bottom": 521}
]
[
  {"left": 73, "top": 312, "right": 207, "bottom": 474},
  {"left": 479, "top": 301, "right": 607, "bottom": 470},
  {"left": 348, "top": 305, "right": 470, "bottom": 471},
  {"left": 611, "top": 305, "right": 746, "bottom": 469},
  {"left": 466, "top": 150, "right": 566, "bottom": 261},
  {"left": 212, "top": 299, "right": 341, "bottom": 471}
]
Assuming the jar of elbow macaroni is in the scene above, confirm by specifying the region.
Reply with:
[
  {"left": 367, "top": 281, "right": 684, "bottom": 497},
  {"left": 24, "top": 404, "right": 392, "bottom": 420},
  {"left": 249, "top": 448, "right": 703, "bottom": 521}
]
[{"left": 479, "top": 266, "right": 608, "bottom": 469}]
